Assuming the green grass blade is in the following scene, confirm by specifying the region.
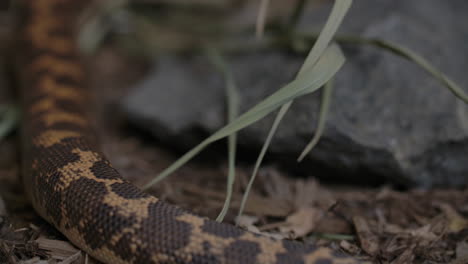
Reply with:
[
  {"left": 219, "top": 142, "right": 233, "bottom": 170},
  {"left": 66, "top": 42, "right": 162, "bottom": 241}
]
[
  {"left": 142, "top": 44, "right": 345, "bottom": 190},
  {"left": 297, "top": 78, "right": 334, "bottom": 162},
  {"left": 216, "top": 88, "right": 238, "bottom": 222},
  {"left": 206, "top": 49, "right": 240, "bottom": 222},
  {"left": 236, "top": 105, "right": 288, "bottom": 220},
  {"left": 300, "top": 0, "right": 352, "bottom": 71},
  {"left": 202, "top": 44, "right": 345, "bottom": 142},
  {"left": 368, "top": 39, "right": 468, "bottom": 103},
  {"left": 236, "top": 0, "right": 352, "bottom": 218},
  {"left": 300, "top": 34, "right": 468, "bottom": 104}
]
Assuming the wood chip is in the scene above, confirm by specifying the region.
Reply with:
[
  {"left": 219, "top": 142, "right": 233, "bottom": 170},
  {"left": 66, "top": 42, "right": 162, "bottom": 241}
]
[
  {"left": 390, "top": 245, "right": 415, "bottom": 264},
  {"left": 35, "top": 237, "right": 80, "bottom": 261},
  {"left": 353, "top": 216, "right": 379, "bottom": 256},
  {"left": 340, "top": 240, "right": 360, "bottom": 255},
  {"left": 59, "top": 250, "right": 82, "bottom": 264},
  {"left": 20, "top": 257, "right": 48, "bottom": 264}
]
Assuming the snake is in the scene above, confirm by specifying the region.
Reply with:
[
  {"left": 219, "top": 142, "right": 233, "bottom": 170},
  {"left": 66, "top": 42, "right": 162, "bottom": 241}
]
[{"left": 14, "top": 0, "right": 365, "bottom": 263}]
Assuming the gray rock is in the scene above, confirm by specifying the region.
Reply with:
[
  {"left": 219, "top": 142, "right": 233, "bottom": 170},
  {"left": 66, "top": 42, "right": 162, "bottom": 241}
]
[{"left": 121, "top": 0, "right": 468, "bottom": 187}]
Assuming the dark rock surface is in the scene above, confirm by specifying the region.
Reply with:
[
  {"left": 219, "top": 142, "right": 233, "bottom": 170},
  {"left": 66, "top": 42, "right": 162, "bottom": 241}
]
[{"left": 121, "top": 0, "right": 468, "bottom": 187}]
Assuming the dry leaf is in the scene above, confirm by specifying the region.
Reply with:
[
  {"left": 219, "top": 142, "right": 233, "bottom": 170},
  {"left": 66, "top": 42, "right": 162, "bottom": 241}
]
[
  {"left": 279, "top": 207, "right": 323, "bottom": 239},
  {"left": 235, "top": 215, "right": 260, "bottom": 233},
  {"left": 437, "top": 203, "right": 468, "bottom": 233},
  {"left": 235, "top": 215, "right": 286, "bottom": 240}
]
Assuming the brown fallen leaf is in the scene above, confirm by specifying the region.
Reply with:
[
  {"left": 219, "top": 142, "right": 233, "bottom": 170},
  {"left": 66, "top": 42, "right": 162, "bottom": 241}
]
[
  {"left": 279, "top": 207, "right": 323, "bottom": 239},
  {"left": 437, "top": 203, "right": 468, "bottom": 233},
  {"left": 235, "top": 215, "right": 286, "bottom": 240},
  {"left": 235, "top": 215, "right": 260, "bottom": 234}
]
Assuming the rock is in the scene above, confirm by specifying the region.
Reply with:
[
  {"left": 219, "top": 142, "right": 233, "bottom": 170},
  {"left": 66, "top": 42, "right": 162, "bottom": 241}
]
[
  {"left": 120, "top": 0, "right": 468, "bottom": 187},
  {"left": 123, "top": 55, "right": 225, "bottom": 148}
]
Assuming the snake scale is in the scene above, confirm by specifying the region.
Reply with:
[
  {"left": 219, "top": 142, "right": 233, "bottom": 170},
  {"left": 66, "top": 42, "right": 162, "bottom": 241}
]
[{"left": 14, "top": 0, "right": 364, "bottom": 263}]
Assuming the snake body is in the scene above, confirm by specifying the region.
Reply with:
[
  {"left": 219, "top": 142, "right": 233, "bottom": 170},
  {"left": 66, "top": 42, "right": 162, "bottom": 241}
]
[{"left": 15, "top": 0, "right": 362, "bottom": 263}]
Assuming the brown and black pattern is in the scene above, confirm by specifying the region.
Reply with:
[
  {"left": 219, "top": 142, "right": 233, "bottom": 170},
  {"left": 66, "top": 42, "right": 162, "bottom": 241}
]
[{"left": 15, "top": 0, "right": 366, "bottom": 263}]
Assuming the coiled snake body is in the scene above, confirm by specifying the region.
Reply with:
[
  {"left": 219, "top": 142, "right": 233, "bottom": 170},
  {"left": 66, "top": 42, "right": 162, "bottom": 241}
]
[{"left": 15, "top": 0, "right": 362, "bottom": 263}]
